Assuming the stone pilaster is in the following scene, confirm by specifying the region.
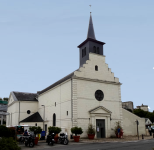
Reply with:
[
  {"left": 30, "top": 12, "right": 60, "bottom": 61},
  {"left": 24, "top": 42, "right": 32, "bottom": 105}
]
[{"left": 72, "top": 79, "right": 78, "bottom": 127}]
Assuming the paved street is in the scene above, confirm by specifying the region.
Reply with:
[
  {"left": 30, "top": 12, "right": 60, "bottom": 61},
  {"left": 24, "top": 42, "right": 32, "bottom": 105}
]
[{"left": 20, "top": 139, "right": 154, "bottom": 150}]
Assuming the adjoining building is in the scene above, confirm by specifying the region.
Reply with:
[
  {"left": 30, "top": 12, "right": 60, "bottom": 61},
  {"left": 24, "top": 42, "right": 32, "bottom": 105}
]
[
  {"left": 122, "top": 101, "right": 134, "bottom": 112},
  {"left": 7, "top": 13, "right": 146, "bottom": 138},
  {"left": 0, "top": 98, "right": 8, "bottom": 125},
  {"left": 136, "top": 104, "right": 148, "bottom": 112}
]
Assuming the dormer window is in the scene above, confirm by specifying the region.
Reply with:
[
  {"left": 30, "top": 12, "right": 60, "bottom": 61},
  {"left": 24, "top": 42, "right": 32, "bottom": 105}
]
[
  {"left": 95, "top": 65, "right": 98, "bottom": 71},
  {"left": 82, "top": 47, "right": 86, "bottom": 57},
  {"left": 97, "top": 47, "right": 100, "bottom": 54},
  {"left": 93, "top": 46, "right": 96, "bottom": 53}
]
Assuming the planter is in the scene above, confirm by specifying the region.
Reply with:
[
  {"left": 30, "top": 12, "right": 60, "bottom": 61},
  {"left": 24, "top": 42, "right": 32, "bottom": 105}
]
[
  {"left": 54, "top": 134, "right": 59, "bottom": 143},
  {"left": 88, "top": 134, "right": 95, "bottom": 140},
  {"left": 73, "top": 136, "right": 80, "bottom": 142},
  {"left": 34, "top": 137, "right": 39, "bottom": 145}
]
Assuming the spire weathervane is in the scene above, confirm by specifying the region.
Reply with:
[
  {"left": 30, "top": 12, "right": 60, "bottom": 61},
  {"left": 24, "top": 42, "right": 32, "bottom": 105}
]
[{"left": 89, "top": 5, "right": 91, "bottom": 13}]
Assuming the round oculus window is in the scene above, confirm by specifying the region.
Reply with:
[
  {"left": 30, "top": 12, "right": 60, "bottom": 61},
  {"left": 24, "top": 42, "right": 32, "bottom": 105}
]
[
  {"left": 95, "top": 90, "right": 104, "bottom": 101},
  {"left": 27, "top": 110, "right": 31, "bottom": 114}
]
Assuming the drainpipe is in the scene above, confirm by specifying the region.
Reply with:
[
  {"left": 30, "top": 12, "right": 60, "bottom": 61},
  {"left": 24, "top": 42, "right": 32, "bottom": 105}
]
[
  {"left": 71, "top": 78, "right": 73, "bottom": 127},
  {"left": 18, "top": 101, "right": 20, "bottom": 125}
]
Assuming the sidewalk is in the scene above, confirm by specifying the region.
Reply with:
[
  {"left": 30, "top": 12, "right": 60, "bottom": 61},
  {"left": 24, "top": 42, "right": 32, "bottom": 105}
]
[
  {"left": 38, "top": 135, "right": 154, "bottom": 143},
  {"left": 74, "top": 135, "right": 154, "bottom": 143},
  {"left": 19, "top": 135, "right": 154, "bottom": 150}
]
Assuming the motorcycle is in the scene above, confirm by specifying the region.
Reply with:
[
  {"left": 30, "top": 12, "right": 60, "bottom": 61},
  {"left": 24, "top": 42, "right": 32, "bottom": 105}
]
[
  {"left": 24, "top": 132, "right": 35, "bottom": 148},
  {"left": 47, "top": 133, "right": 55, "bottom": 146},
  {"left": 58, "top": 132, "right": 69, "bottom": 145},
  {"left": 19, "top": 136, "right": 25, "bottom": 144}
]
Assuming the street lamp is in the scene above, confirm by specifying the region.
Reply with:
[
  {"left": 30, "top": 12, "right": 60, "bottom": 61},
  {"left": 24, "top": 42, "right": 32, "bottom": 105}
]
[{"left": 41, "top": 105, "right": 45, "bottom": 131}]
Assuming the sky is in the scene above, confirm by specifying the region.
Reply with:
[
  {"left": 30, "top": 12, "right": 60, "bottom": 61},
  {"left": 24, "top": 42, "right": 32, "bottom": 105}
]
[{"left": 0, "top": 0, "right": 154, "bottom": 111}]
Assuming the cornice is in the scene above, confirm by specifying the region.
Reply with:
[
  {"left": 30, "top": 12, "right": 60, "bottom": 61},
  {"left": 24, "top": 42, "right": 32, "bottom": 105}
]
[{"left": 72, "top": 76, "right": 122, "bottom": 85}]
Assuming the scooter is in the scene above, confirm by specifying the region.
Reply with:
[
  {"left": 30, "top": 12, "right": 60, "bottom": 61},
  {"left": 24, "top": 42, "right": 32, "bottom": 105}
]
[
  {"left": 47, "top": 133, "right": 55, "bottom": 146},
  {"left": 58, "top": 132, "right": 69, "bottom": 145}
]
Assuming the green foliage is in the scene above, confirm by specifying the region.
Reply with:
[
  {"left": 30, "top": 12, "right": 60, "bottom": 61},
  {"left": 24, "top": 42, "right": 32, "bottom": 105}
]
[
  {"left": 0, "top": 137, "right": 21, "bottom": 150},
  {"left": 87, "top": 124, "right": 95, "bottom": 134},
  {"left": 8, "top": 127, "right": 16, "bottom": 140},
  {"left": 71, "top": 126, "right": 83, "bottom": 136},
  {"left": 29, "top": 126, "right": 42, "bottom": 136},
  {"left": 48, "top": 126, "right": 61, "bottom": 134},
  {"left": 114, "top": 121, "right": 123, "bottom": 134},
  {"left": 133, "top": 109, "right": 154, "bottom": 123},
  {"left": 0, "top": 125, "right": 11, "bottom": 138},
  {"left": 125, "top": 108, "right": 132, "bottom": 112},
  {"left": 3, "top": 98, "right": 8, "bottom": 101}
]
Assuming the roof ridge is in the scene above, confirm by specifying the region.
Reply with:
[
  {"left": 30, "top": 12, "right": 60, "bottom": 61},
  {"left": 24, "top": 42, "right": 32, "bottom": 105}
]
[
  {"left": 38, "top": 71, "right": 76, "bottom": 95},
  {"left": 13, "top": 91, "right": 37, "bottom": 94}
]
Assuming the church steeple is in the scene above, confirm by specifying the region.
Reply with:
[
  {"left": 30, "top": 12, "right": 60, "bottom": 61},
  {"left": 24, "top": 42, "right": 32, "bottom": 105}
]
[
  {"left": 87, "top": 13, "right": 96, "bottom": 40},
  {"left": 78, "top": 14, "right": 105, "bottom": 67}
]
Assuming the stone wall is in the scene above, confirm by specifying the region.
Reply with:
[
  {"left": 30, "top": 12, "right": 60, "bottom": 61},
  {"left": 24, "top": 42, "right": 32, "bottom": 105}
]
[{"left": 122, "top": 108, "right": 145, "bottom": 136}]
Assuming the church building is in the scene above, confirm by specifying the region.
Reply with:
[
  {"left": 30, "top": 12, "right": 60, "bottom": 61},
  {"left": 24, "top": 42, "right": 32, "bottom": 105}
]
[{"left": 6, "top": 14, "right": 146, "bottom": 138}]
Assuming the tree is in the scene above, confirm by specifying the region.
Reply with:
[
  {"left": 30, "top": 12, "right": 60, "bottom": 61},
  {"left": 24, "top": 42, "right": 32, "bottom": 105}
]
[
  {"left": 3, "top": 98, "right": 8, "bottom": 101},
  {"left": 133, "top": 109, "right": 154, "bottom": 123}
]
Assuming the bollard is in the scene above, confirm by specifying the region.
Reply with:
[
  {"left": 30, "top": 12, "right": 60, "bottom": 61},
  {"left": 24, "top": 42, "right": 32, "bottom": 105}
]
[{"left": 142, "top": 134, "right": 144, "bottom": 139}]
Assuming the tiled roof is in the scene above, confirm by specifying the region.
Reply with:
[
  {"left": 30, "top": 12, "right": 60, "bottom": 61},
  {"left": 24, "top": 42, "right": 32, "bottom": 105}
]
[
  {"left": 20, "top": 112, "right": 43, "bottom": 122},
  {"left": 13, "top": 92, "right": 38, "bottom": 101}
]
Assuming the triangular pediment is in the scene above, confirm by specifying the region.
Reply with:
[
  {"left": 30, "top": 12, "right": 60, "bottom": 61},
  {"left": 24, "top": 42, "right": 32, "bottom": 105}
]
[{"left": 89, "top": 106, "right": 112, "bottom": 114}]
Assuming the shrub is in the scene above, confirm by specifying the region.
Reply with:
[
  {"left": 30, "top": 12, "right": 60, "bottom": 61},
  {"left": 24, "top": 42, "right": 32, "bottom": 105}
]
[
  {"left": 71, "top": 127, "right": 83, "bottom": 136},
  {"left": 3, "top": 98, "right": 8, "bottom": 101},
  {"left": 0, "top": 125, "right": 10, "bottom": 138},
  {"left": 87, "top": 124, "right": 95, "bottom": 135},
  {"left": 114, "top": 121, "right": 123, "bottom": 134},
  {"left": 0, "top": 137, "right": 21, "bottom": 150},
  {"left": 29, "top": 126, "right": 42, "bottom": 137},
  {"left": 48, "top": 126, "right": 61, "bottom": 134}
]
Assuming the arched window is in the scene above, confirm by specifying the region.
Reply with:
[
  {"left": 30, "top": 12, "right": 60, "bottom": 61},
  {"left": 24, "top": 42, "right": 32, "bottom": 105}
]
[
  {"left": 82, "top": 49, "right": 84, "bottom": 57},
  {"left": 84, "top": 47, "right": 86, "bottom": 56},
  {"left": 97, "top": 47, "right": 99, "bottom": 54},
  {"left": 95, "top": 65, "right": 98, "bottom": 71},
  {"left": 93, "top": 46, "right": 96, "bottom": 53},
  {"left": 53, "top": 113, "right": 56, "bottom": 126},
  {"left": 82, "top": 47, "right": 86, "bottom": 57}
]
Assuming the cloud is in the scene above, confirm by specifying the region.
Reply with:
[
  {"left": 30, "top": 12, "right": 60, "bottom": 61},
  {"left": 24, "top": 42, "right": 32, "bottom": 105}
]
[{"left": 148, "top": 106, "right": 150, "bottom": 109}]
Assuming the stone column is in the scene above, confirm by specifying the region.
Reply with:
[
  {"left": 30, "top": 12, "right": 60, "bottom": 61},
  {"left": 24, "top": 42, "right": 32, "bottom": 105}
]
[{"left": 1, "top": 115, "right": 3, "bottom": 125}]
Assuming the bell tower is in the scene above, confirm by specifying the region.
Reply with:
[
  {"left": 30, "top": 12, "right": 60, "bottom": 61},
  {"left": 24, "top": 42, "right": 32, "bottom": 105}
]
[{"left": 78, "top": 13, "right": 105, "bottom": 67}]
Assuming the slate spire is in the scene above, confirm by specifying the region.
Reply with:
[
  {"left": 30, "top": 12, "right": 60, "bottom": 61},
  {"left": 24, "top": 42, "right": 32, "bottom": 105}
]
[{"left": 87, "top": 12, "right": 96, "bottom": 40}]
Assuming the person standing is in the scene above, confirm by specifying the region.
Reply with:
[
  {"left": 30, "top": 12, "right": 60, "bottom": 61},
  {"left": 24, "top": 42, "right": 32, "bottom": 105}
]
[
  {"left": 148, "top": 126, "right": 152, "bottom": 136},
  {"left": 117, "top": 127, "right": 121, "bottom": 138}
]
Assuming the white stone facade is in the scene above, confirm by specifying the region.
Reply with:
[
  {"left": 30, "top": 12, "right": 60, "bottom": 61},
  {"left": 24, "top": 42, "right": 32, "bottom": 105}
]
[
  {"left": 6, "top": 92, "right": 38, "bottom": 126},
  {"left": 6, "top": 53, "right": 146, "bottom": 138}
]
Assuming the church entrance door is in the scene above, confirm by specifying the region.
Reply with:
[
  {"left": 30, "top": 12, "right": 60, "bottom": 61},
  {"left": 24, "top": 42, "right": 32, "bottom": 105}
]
[{"left": 96, "top": 119, "right": 105, "bottom": 138}]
